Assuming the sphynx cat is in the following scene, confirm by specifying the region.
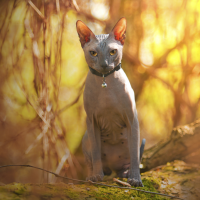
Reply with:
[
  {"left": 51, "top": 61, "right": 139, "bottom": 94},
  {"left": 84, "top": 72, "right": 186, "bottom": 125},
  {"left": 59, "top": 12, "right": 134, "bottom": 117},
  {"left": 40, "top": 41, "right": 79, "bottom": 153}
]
[{"left": 76, "top": 17, "right": 145, "bottom": 187}]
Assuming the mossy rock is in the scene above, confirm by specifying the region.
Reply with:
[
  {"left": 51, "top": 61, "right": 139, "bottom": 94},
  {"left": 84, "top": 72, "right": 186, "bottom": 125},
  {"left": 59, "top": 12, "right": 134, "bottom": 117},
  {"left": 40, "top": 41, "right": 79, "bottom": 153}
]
[{"left": 0, "top": 161, "right": 200, "bottom": 200}]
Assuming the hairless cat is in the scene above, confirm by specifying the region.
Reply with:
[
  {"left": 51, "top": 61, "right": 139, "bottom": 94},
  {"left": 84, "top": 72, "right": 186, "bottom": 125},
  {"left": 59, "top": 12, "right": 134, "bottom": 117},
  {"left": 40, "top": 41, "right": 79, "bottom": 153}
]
[{"left": 76, "top": 17, "right": 145, "bottom": 187}]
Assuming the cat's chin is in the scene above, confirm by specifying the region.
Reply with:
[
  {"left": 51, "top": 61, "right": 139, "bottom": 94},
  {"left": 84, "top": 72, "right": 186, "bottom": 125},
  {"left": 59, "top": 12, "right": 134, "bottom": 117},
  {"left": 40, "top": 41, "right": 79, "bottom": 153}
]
[{"left": 95, "top": 68, "right": 114, "bottom": 75}]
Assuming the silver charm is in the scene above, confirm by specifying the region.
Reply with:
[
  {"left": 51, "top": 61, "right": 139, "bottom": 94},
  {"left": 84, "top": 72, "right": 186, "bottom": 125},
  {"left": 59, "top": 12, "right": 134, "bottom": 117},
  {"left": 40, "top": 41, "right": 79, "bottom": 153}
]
[{"left": 102, "top": 75, "right": 107, "bottom": 88}]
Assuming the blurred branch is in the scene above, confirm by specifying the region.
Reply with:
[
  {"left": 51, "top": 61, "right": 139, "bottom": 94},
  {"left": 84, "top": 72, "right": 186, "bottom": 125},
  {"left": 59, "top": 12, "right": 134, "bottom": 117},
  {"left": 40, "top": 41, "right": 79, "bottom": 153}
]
[
  {"left": 54, "top": 114, "right": 67, "bottom": 137},
  {"left": 72, "top": 0, "right": 79, "bottom": 12},
  {"left": 147, "top": 69, "right": 190, "bottom": 109},
  {"left": 0, "top": 0, "right": 17, "bottom": 52},
  {"left": 76, "top": 11, "right": 106, "bottom": 25},
  {"left": 25, "top": 97, "right": 51, "bottom": 128},
  {"left": 69, "top": 154, "right": 78, "bottom": 178},
  {"left": 55, "top": 0, "right": 60, "bottom": 13},
  {"left": 57, "top": 79, "right": 85, "bottom": 115},
  {"left": 24, "top": 18, "right": 34, "bottom": 39},
  {"left": 55, "top": 149, "right": 70, "bottom": 174},
  {"left": 25, "top": 131, "right": 43, "bottom": 154},
  {"left": 0, "top": 3, "right": 8, "bottom": 35},
  {"left": 27, "top": 0, "right": 45, "bottom": 20},
  {"left": 1, "top": 118, "right": 39, "bottom": 148},
  {"left": 51, "top": 149, "right": 70, "bottom": 182},
  {"left": 54, "top": 10, "right": 67, "bottom": 112}
]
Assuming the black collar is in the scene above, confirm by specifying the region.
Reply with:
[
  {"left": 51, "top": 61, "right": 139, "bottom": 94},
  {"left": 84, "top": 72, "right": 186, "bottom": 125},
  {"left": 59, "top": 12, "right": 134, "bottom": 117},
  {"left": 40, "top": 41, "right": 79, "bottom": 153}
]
[{"left": 89, "top": 63, "right": 121, "bottom": 77}]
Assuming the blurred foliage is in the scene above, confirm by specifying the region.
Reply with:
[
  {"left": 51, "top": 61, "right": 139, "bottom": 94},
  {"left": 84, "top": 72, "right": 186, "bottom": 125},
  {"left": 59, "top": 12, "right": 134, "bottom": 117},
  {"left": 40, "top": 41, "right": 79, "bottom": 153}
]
[{"left": 0, "top": 0, "right": 200, "bottom": 183}]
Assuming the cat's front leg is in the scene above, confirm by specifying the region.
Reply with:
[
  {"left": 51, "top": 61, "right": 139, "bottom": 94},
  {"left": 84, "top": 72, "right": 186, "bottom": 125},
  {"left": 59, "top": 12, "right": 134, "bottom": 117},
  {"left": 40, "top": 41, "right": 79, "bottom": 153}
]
[
  {"left": 127, "top": 113, "right": 143, "bottom": 187},
  {"left": 85, "top": 117, "right": 104, "bottom": 182}
]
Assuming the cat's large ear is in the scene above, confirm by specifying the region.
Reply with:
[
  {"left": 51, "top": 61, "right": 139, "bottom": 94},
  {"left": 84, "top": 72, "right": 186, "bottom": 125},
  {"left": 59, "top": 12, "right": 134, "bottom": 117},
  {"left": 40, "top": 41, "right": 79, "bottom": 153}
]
[
  {"left": 111, "top": 17, "right": 126, "bottom": 45},
  {"left": 76, "top": 20, "right": 96, "bottom": 48}
]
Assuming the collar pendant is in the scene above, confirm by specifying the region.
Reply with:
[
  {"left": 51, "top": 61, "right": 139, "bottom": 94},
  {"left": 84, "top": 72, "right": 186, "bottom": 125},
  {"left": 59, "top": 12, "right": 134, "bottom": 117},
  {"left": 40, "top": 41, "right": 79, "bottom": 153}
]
[{"left": 102, "top": 75, "right": 107, "bottom": 88}]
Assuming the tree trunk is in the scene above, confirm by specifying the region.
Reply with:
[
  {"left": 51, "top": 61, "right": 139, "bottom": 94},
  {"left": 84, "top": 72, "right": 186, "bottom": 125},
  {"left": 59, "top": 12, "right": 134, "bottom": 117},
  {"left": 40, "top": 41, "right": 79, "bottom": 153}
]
[{"left": 142, "top": 119, "right": 200, "bottom": 170}]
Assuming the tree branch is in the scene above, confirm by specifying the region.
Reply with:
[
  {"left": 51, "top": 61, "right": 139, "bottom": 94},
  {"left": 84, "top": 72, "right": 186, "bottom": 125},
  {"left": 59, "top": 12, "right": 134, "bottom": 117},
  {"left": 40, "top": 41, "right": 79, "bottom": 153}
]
[{"left": 27, "top": 0, "right": 45, "bottom": 20}]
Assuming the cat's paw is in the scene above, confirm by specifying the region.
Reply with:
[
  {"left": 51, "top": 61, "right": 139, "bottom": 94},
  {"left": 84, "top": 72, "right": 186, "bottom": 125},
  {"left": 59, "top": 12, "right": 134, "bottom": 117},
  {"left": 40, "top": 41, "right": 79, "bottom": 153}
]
[
  {"left": 86, "top": 174, "right": 104, "bottom": 182},
  {"left": 127, "top": 178, "right": 143, "bottom": 187}
]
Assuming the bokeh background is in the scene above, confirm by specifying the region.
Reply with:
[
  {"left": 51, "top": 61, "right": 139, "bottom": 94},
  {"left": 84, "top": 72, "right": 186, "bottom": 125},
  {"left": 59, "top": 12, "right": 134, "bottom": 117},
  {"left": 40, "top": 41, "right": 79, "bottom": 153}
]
[{"left": 0, "top": 0, "right": 200, "bottom": 183}]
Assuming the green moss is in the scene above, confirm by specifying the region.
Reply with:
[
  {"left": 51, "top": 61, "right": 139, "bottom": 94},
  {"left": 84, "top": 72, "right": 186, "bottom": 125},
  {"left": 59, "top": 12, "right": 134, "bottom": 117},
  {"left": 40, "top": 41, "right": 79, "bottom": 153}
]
[
  {"left": 0, "top": 179, "right": 169, "bottom": 200},
  {"left": 78, "top": 178, "right": 167, "bottom": 200},
  {"left": 1, "top": 161, "right": 199, "bottom": 199},
  {"left": 8, "top": 183, "right": 29, "bottom": 195},
  {"left": 65, "top": 189, "right": 80, "bottom": 199},
  {"left": 0, "top": 180, "right": 169, "bottom": 200}
]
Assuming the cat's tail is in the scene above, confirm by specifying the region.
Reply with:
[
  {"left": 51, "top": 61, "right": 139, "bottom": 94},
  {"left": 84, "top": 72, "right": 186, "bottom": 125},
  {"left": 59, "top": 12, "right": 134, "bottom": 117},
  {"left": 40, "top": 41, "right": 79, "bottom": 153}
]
[{"left": 140, "top": 138, "right": 146, "bottom": 161}]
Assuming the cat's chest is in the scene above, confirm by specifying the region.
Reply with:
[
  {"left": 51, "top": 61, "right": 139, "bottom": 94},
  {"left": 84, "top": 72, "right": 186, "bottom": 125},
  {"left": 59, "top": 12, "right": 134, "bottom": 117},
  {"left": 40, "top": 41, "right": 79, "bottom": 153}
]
[
  {"left": 84, "top": 70, "right": 135, "bottom": 135},
  {"left": 94, "top": 91, "right": 126, "bottom": 132},
  {"left": 97, "top": 89, "right": 121, "bottom": 111},
  {"left": 86, "top": 84, "right": 131, "bottom": 144},
  {"left": 84, "top": 75, "right": 130, "bottom": 111}
]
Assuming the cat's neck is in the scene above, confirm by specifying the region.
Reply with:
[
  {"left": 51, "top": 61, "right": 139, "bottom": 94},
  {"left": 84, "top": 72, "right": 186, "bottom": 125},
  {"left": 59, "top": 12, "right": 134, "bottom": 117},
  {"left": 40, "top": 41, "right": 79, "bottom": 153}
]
[
  {"left": 86, "top": 67, "right": 128, "bottom": 90},
  {"left": 88, "top": 63, "right": 121, "bottom": 78}
]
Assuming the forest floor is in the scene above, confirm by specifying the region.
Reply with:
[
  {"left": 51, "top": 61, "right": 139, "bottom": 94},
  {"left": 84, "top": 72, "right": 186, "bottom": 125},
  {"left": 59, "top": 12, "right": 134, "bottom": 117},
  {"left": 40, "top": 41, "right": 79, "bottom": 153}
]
[{"left": 0, "top": 160, "right": 200, "bottom": 200}]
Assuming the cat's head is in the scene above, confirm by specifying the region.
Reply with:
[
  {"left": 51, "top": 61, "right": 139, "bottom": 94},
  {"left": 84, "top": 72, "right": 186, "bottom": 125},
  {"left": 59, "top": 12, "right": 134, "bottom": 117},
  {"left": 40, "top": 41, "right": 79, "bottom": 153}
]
[{"left": 76, "top": 18, "right": 126, "bottom": 74}]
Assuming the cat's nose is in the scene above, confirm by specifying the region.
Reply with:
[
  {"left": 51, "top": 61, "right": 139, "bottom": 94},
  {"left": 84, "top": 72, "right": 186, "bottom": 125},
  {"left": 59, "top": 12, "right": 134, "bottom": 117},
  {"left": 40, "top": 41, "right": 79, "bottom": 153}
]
[{"left": 100, "top": 60, "right": 108, "bottom": 69}]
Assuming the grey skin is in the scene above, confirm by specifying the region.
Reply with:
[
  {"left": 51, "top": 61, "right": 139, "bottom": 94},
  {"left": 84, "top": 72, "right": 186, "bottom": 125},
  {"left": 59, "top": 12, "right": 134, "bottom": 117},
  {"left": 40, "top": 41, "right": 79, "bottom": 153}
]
[{"left": 76, "top": 18, "right": 145, "bottom": 187}]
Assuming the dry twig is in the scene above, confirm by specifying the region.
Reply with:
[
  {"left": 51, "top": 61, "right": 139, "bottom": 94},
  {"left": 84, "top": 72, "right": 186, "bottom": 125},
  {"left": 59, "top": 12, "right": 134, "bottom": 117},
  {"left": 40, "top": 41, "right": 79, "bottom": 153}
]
[{"left": 113, "top": 178, "right": 131, "bottom": 187}]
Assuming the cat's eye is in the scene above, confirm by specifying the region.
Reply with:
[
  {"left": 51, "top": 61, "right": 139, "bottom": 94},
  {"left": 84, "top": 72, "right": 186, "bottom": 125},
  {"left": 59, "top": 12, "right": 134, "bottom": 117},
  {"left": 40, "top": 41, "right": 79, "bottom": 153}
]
[
  {"left": 110, "top": 49, "right": 117, "bottom": 56},
  {"left": 90, "top": 51, "right": 98, "bottom": 57}
]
